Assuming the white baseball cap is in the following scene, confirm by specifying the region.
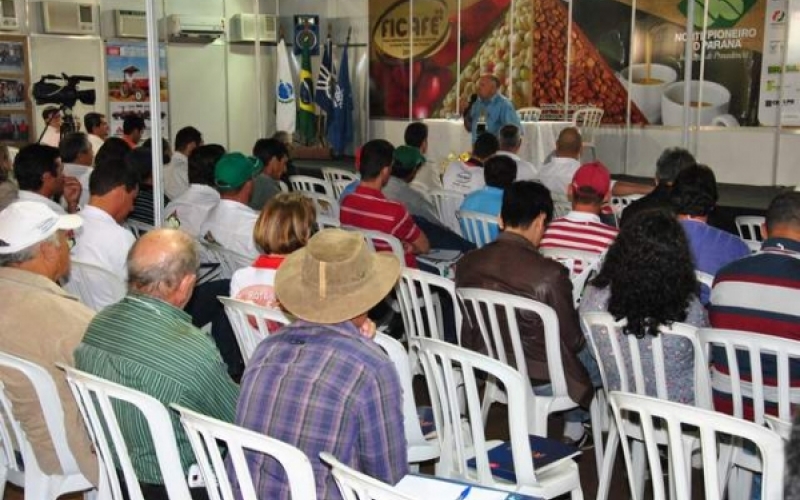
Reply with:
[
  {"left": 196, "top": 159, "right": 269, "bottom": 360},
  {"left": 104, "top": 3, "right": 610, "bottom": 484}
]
[{"left": 0, "top": 201, "right": 82, "bottom": 254}]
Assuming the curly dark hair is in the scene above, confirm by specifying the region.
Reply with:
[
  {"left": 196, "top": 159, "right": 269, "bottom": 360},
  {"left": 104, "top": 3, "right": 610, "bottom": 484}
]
[{"left": 591, "top": 208, "right": 699, "bottom": 338}]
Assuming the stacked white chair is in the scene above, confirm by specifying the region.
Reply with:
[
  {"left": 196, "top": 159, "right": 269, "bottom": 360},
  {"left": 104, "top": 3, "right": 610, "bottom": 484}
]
[
  {"left": 320, "top": 452, "right": 415, "bottom": 500},
  {"left": 581, "top": 312, "right": 707, "bottom": 500},
  {"left": 517, "top": 107, "right": 543, "bottom": 122},
  {"left": 218, "top": 297, "right": 291, "bottom": 365},
  {"left": 373, "top": 334, "right": 440, "bottom": 469},
  {"left": 734, "top": 215, "right": 765, "bottom": 252},
  {"left": 289, "top": 174, "right": 335, "bottom": 198},
  {"left": 63, "top": 260, "right": 127, "bottom": 312},
  {"left": 321, "top": 167, "right": 359, "bottom": 198},
  {"left": 0, "top": 353, "right": 96, "bottom": 500},
  {"left": 571, "top": 106, "right": 604, "bottom": 161},
  {"left": 539, "top": 247, "right": 603, "bottom": 307},
  {"left": 429, "top": 189, "right": 464, "bottom": 235},
  {"left": 456, "top": 210, "right": 498, "bottom": 248},
  {"left": 173, "top": 404, "right": 317, "bottom": 500},
  {"left": 608, "top": 392, "right": 785, "bottom": 500},
  {"left": 60, "top": 365, "right": 192, "bottom": 500},
  {"left": 416, "top": 338, "right": 583, "bottom": 499}
]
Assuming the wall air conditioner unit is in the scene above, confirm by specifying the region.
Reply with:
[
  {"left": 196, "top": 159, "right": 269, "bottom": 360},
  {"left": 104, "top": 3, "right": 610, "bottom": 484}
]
[
  {"left": 114, "top": 9, "right": 146, "bottom": 39},
  {"left": 41, "top": 2, "right": 96, "bottom": 35},
  {"left": 229, "top": 13, "right": 277, "bottom": 43},
  {"left": 161, "top": 15, "right": 224, "bottom": 43},
  {"left": 0, "top": 0, "right": 19, "bottom": 31}
]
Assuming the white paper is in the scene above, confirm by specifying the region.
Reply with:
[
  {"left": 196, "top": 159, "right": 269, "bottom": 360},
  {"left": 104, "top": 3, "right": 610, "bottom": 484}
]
[{"left": 395, "top": 475, "right": 526, "bottom": 500}]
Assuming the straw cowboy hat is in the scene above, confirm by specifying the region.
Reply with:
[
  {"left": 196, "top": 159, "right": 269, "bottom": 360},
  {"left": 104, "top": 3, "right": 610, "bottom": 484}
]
[{"left": 275, "top": 228, "right": 401, "bottom": 324}]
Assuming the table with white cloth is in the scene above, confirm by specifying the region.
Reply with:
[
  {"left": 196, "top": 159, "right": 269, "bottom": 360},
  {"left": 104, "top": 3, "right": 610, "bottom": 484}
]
[{"left": 422, "top": 119, "right": 572, "bottom": 176}]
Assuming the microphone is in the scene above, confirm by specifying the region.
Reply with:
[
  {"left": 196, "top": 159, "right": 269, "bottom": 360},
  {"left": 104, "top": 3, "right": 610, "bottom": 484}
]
[
  {"left": 468, "top": 93, "right": 477, "bottom": 104},
  {"left": 462, "top": 94, "right": 478, "bottom": 132}
]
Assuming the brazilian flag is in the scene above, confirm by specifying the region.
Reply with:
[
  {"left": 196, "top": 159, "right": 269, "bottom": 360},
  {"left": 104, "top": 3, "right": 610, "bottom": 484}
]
[{"left": 297, "top": 44, "right": 316, "bottom": 144}]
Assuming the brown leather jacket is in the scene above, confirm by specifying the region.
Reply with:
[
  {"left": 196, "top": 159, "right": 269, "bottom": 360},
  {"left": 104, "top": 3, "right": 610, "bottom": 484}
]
[{"left": 455, "top": 232, "right": 593, "bottom": 407}]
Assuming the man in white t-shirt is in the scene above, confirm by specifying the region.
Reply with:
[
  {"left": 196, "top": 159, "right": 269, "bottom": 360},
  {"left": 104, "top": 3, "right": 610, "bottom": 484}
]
[
  {"left": 164, "top": 126, "right": 203, "bottom": 200},
  {"left": 495, "top": 124, "right": 538, "bottom": 181},
  {"left": 39, "top": 107, "right": 62, "bottom": 148},
  {"left": 200, "top": 152, "right": 262, "bottom": 259},
  {"left": 442, "top": 132, "right": 499, "bottom": 195},
  {"left": 59, "top": 132, "right": 94, "bottom": 209},
  {"left": 164, "top": 144, "right": 224, "bottom": 237},
  {"left": 83, "top": 112, "right": 109, "bottom": 155},
  {"left": 539, "top": 127, "right": 582, "bottom": 197},
  {"left": 70, "top": 154, "right": 139, "bottom": 310},
  {"left": 14, "top": 143, "right": 81, "bottom": 215}
]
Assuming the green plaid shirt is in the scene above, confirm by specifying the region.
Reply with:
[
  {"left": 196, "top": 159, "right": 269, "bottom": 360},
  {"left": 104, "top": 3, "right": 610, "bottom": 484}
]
[{"left": 75, "top": 293, "right": 239, "bottom": 484}]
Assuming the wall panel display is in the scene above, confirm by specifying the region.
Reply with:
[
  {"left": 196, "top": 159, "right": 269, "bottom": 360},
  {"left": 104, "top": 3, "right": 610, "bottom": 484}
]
[
  {"left": 0, "top": 37, "right": 30, "bottom": 145},
  {"left": 369, "top": 0, "right": 770, "bottom": 126},
  {"left": 106, "top": 41, "right": 169, "bottom": 140}
]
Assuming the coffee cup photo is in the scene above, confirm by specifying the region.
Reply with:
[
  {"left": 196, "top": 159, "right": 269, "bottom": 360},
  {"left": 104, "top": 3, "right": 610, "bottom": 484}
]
[
  {"left": 661, "top": 80, "right": 735, "bottom": 126},
  {"left": 620, "top": 63, "right": 678, "bottom": 124}
]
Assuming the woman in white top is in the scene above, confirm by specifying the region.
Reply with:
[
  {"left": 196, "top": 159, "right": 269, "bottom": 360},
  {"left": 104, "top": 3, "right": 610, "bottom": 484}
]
[{"left": 230, "top": 192, "right": 316, "bottom": 308}]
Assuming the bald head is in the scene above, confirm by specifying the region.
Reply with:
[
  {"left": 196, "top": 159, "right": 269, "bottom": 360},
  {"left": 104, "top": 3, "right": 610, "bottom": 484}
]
[
  {"left": 555, "top": 127, "right": 582, "bottom": 158},
  {"left": 127, "top": 229, "right": 199, "bottom": 305}
]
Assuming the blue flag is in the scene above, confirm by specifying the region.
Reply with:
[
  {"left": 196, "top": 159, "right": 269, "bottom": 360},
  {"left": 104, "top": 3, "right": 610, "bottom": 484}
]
[
  {"left": 315, "top": 38, "right": 335, "bottom": 118},
  {"left": 327, "top": 42, "right": 353, "bottom": 155}
]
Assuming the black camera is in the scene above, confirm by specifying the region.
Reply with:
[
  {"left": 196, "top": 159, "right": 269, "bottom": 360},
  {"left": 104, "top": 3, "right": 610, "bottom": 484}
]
[{"left": 32, "top": 73, "right": 96, "bottom": 108}]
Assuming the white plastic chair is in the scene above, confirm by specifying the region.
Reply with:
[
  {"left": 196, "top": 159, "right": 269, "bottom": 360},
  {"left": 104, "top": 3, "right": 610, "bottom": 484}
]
[
  {"left": 764, "top": 414, "right": 792, "bottom": 440},
  {"left": 517, "top": 107, "right": 543, "bottom": 122},
  {"left": 60, "top": 365, "right": 192, "bottom": 500},
  {"left": 172, "top": 404, "right": 317, "bottom": 500},
  {"left": 319, "top": 452, "right": 415, "bottom": 500},
  {"left": 416, "top": 338, "right": 583, "bottom": 499},
  {"left": 581, "top": 312, "right": 708, "bottom": 500},
  {"left": 429, "top": 189, "right": 464, "bottom": 235},
  {"left": 315, "top": 215, "right": 341, "bottom": 231},
  {"left": 289, "top": 174, "right": 335, "bottom": 198},
  {"left": 456, "top": 210, "right": 498, "bottom": 248},
  {"left": 198, "top": 240, "right": 252, "bottom": 280},
  {"left": 347, "top": 227, "right": 406, "bottom": 267},
  {"left": 0, "top": 353, "right": 96, "bottom": 500},
  {"left": 539, "top": 247, "right": 603, "bottom": 307},
  {"left": 734, "top": 215, "right": 765, "bottom": 252},
  {"left": 550, "top": 191, "right": 572, "bottom": 219},
  {"left": 373, "top": 334, "right": 440, "bottom": 468},
  {"left": 63, "top": 260, "right": 127, "bottom": 312},
  {"left": 218, "top": 296, "right": 291, "bottom": 365},
  {"left": 572, "top": 107, "right": 604, "bottom": 161},
  {"left": 395, "top": 267, "right": 462, "bottom": 349},
  {"left": 123, "top": 220, "right": 155, "bottom": 239},
  {"left": 700, "top": 329, "right": 800, "bottom": 500},
  {"left": 302, "top": 191, "right": 340, "bottom": 219},
  {"left": 456, "top": 288, "right": 578, "bottom": 438},
  {"left": 278, "top": 180, "right": 289, "bottom": 193},
  {"left": 609, "top": 194, "right": 643, "bottom": 220},
  {"left": 608, "top": 391, "right": 785, "bottom": 500},
  {"left": 321, "top": 167, "right": 359, "bottom": 198}
]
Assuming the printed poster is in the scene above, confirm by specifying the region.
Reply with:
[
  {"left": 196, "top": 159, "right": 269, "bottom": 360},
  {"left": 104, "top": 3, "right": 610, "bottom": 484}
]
[{"left": 105, "top": 41, "right": 169, "bottom": 140}]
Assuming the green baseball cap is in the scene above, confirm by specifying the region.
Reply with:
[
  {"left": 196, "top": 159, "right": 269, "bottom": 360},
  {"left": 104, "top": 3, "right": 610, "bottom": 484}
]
[
  {"left": 214, "top": 153, "right": 263, "bottom": 190},
  {"left": 393, "top": 145, "right": 426, "bottom": 169}
]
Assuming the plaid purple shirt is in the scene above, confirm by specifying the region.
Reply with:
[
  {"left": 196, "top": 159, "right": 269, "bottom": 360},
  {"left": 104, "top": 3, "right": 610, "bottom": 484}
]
[{"left": 235, "top": 320, "right": 408, "bottom": 500}]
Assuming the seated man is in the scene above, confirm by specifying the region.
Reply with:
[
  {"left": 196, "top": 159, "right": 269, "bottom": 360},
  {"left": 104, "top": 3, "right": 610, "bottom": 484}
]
[
  {"left": 75, "top": 229, "right": 239, "bottom": 498},
  {"left": 14, "top": 143, "right": 81, "bottom": 215},
  {"left": 539, "top": 127, "right": 583, "bottom": 197},
  {"left": 404, "top": 121, "right": 442, "bottom": 197},
  {"left": 248, "top": 138, "right": 289, "bottom": 210},
  {"left": 59, "top": 132, "right": 94, "bottom": 209},
  {"left": 539, "top": 161, "right": 619, "bottom": 272},
  {"left": 126, "top": 147, "right": 170, "bottom": 227},
  {"left": 340, "top": 139, "right": 429, "bottom": 267},
  {"left": 495, "top": 124, "right": 538, "bottom": 181},
  {"left": 456, "top": 181, "right": 600, "bottom": 448},
  {"left": 442, "top": 132, "right": 499, "bottom": 195},
  {"left": 709, "top": 192, "right": 800, "bottom": 416},
  {"left": 164, "top": 126, "right": 203, "bottom": 200},
  {"left": 237, "top": 228, "right": 407, "bottom": 500},
  {"left": 200, "top": 152, "right": 262, "bottom": 258},
  {"left": 670, "top": 164, "right": 749, "bottom": 303},
  {"left": 0, "top": 201, "right": 98, "bottom": 486},
  {"left": 164, "top": 144, "right": 225, "bottom": 237},
  {"left": 459, "top": 154, "right": 517, "bottom": 241},
  {"left": 70, "top": 154, "right": 139, "bottom": 309}
]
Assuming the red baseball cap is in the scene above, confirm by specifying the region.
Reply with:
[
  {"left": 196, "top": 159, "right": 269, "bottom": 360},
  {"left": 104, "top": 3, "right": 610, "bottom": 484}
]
[{"left": 571, "top": 161, "right": 611, "bottom": 198}]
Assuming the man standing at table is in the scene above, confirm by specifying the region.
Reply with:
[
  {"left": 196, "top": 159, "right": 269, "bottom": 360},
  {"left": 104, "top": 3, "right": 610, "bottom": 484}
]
[{"left": 462, "top": 74, "right": 522, "bottom": 143}]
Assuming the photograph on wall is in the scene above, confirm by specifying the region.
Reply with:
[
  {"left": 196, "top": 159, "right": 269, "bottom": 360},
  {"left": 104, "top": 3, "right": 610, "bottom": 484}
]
[
  {"left": 0, "top": 36, "right": 30, "bottom": 147},
  {"left": 368, "top": 0, "right": 767, "bottom": 126},
  {"left": 105, "top": 41, "right": 169, "bottom": 138}
]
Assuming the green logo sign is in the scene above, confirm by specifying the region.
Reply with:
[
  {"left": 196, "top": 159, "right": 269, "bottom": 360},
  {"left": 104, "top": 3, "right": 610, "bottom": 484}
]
[{"left": 678, "top": 0, "right": 757, "bottom": 28}]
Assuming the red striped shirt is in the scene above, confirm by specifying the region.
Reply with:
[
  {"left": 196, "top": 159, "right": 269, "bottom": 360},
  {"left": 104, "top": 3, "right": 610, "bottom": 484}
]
[
  {"left": 340, "top": 184, "right": 422, "bottom": 267},
  {"left": 539, "top": 211, "right": 617, "bottom": 272}
]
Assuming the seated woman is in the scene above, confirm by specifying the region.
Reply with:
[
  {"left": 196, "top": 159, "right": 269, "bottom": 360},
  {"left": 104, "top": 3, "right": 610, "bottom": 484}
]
[
  {"left": 579, "top": 208, "right": 708, "bottom": 404},
  {"left": 230, "top": 192, "right": 316, "bottom": 307}
]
